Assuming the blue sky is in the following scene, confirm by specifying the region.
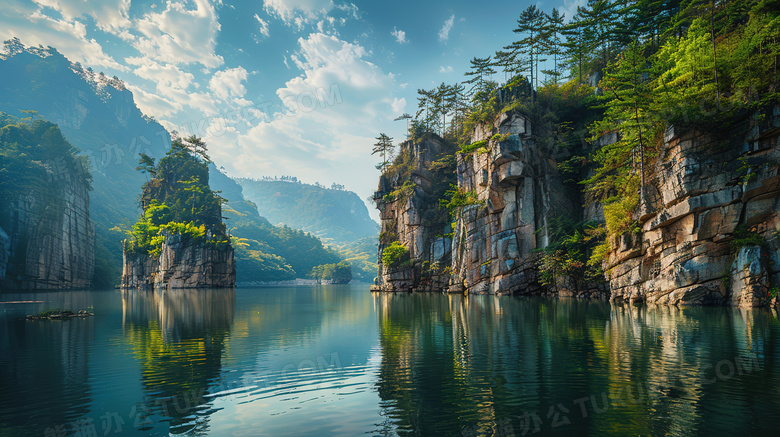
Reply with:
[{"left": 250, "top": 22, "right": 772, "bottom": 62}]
[{"left": 0, "top": 0, "right": 583, "bottom": 220}]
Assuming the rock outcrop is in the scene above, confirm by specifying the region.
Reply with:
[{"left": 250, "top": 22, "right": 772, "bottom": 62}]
[
  {"left": 0, "top": 176, "right": 94, "bottom": 290},
  {"left": 121, "top": 231, "right": 235, "bottom": 290},
  {"left": 373, "top": 134, "right": 454, "bottom": 292},
  {"left": 450, "top": 112, "right": 584, "bottom": 295},
  {"left": 372, "top": 106, "right": 779, "bottom": 307},
  {"left": 605, "top": 107, "right": 780, "bottom": 307}
]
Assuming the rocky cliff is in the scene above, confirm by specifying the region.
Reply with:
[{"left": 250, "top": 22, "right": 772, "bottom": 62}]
[
  {"left": 0, "top": 115, "right": 94, "bottom": 291},
  {"left": 119, "top": 137, "right": 235, "bottom": 291},
  {"left": 373, "top": 134, "right": 455, "bottom": 291},
  {"left": 372, "top": 107, "right": 780, "bottom": 308},
  {"left": 450, "top": 112, "right": 583, "bottom": 295},
  {"left": 0, "top": 163, "right": 94, "bottom": 290},
  {"left": 121, "top": 230, "right": 234, "bottom": 290},
  {"left": 605, "top": 106, "right": 780, "bottom": 307}
]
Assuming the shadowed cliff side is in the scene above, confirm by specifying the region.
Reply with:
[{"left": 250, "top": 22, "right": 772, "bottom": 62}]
[{"left": 0, "top": 113, "right": 94, "bottom": 290}]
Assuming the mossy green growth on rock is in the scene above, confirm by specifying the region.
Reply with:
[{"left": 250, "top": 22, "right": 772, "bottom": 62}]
[
  {"left": 382, "top": 241, "right": 410, "bottom": 268},
  {"left": 121, "top": 136, "right": 231, "bottom": 258}
]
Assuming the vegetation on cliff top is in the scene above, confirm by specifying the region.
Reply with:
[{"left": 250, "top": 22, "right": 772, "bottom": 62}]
[
  {"left": 120, "top": 136, "right": 230, "bottom": 257},
  {"left": 0, "top": 113, "right": 91, "bottom": 221}
]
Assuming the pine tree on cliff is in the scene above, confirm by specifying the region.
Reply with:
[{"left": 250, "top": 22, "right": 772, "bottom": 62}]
[
  {"left": 561, "top": 7, "right": 589, "bottom": 84},
  {"left": 372, "top": 133, "right": 394, "bottom": 172},
  {"left": 589, "top": 42, "right": 653, "bottom": 200},
  {"left": 463, "top": 56, "right": 496, "bottom": 99},
  {"left": 135, "top": 153, "right": 156, "bottom": 182},
  {"left": 540, "top": 8, "right": 566, "bottom": 85},
  {"left": 513, "top": 5, "right": 546, "bottom": 98}
]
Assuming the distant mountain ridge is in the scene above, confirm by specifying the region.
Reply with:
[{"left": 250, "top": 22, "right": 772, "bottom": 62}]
[{"left": 236, "top": 178, "right": 379, "bottom": 245}]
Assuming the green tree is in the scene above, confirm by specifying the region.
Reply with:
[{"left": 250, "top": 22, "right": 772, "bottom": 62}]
[
  {"left": 463, "top": 56, "right": 497, "bottom": 99},
  {"left": 561, "top": 7, "right": 590, "bottom": 84},
  {"left": 135, "top": 153, "right": 156, "bottom": 182},
  {"left": 372, "top": 133, "right": 395, "bottom": 172},
  {"left": 588, "top": 41, "right": 655, "bottom": 233},
  {"left": 513, "top": 5, "right": 546, "bottom": 96},
  {"left": 541, "top": 8, "right": 566, "bottom": 85}
]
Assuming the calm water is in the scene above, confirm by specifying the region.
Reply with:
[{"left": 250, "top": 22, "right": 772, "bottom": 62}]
[{"left": 1, "top": 286, "right": 779, "bottom": 436}]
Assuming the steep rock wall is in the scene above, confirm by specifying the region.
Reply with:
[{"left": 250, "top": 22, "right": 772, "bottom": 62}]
[
  {"left": 121, "top": 232, "right": 235, "bottom": 290},
  {"left": 450, "top": 113, "right": 592, "bottom": 295},
  {"left": 606, "top": 106, "right": 780, "bottom": 307},
  {"left": 0, "top": 178, "right": 94, "bottom": 290},
  {"left": 373, "top": 134, "right": 452, "bottom": 292}
]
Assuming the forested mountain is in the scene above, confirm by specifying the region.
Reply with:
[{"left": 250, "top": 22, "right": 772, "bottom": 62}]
[
  {"left": 235, "top": 178, "right": 379, "bottom": 281},
  {"left": 236, "top": 178, "right": 379, "bottom": 244},
  {"left": 0, "top": 42, "right": 168, "bottom": 286}
]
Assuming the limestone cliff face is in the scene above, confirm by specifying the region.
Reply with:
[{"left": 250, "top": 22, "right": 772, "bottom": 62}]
[
  {"left": 450, "top": 113, "right": 593, "bottom": 295},
  {"left": 374, "top": 107, "right": 779, "bottom": 307},
  {"left": 121, "top": 232, "right": 235, "bottom": 291},
  {"left": 373, "top": 134, "right": 453, "bottom": 291},
  {"left": 0, "top": 178, "right": 94, "bottom": 290},
  {"left": 606, "top": 107, "right": 780, "bottom": 307}
]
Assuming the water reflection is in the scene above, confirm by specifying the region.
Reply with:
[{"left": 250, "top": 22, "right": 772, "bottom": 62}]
[
  {"left": 120, "top": 288, "right": 235, "bottom": 434},
  {"left": 0, "top": 291, "right": 96, "bottom": 436},
  {"left": 374, "top": 294, "right": 780, "bottom": 436},
  {"left": 2, "top": 288, "right": 778, "bottom": 436}
]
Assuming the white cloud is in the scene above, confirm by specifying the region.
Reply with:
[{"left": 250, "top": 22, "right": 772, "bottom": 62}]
[
  {"left": 391, "top": 27, "right": 407, "bottom": 44},
  {"left": 439, "top": 65, "right": 453, "bottom": 73},
  {"left": 560, "top": 0, "right": 586, "bottom": 24},
  {"left": 209, "top": 67, "right": 249, "bottom": 102},
  {"left": 254, "top": 14, "right": 270, "bottom": 38},
  {"left": 0, "top": 2, "right": 126, "bottom": 72},
  {"left": 32, "top": 0, "right": 132, "bottom": 35},
  {"left": 208, "top": 33, "right": 401, "bottom": 218},
  {"left": 438, "top": 14, "right": 455, "bottom": 43},
  {"left": 133, "top": 0, "right": 222, "bottom": 68},
  {"left": 391, "top": 97, "right": 406, "bottom": 114},
  {"left": 263, "top": 0, "right": 333, "bottom": 30},
  {"left": 335, "top": 3, "right": 360, "bottom": 20},
  {"left": 125, "top": 56, "right": 217, "bottom": 117}
]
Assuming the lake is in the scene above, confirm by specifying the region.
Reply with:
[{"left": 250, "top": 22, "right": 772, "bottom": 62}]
[{"left": 1, "top": 285, "right": 778, "bottom": 436}]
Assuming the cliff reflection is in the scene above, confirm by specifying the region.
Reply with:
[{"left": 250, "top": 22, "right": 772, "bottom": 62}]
[
  {"left": 0, "top": 291, "right": 95, "bottom": 436},
  {"left": 374, "top": 294, "right": 780, "bottom": 436},
  {"left": 121, "top": 288, "right": 235, "bottom": 434}
]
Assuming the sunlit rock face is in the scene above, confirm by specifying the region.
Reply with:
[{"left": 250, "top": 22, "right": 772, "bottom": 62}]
[
  {"left": 121, "top": 232, "right": 235, "bottom": 291},
  {"left": 450, "top": 112, "right": 592, "bottom": 296},
  {"left": 373, "top": 134, "right": 453, "bottom": 292},
  {"left": 0, "top": 170, "right": 94, "bottom": 290},
  {"left": 373, "top": 106, "right": 779, "bottom": 305},
  {"left": 606, "top": 106, "right": 780, "bottom": 307}
]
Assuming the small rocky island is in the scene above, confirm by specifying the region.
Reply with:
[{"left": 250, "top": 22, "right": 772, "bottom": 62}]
[{"left": 120, "top": 136, "right": 235, "bottom": 290}]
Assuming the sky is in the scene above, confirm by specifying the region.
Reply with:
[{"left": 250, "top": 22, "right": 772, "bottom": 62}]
[{"left": 0, "top": 0, "right": 584, "bottom": 221}]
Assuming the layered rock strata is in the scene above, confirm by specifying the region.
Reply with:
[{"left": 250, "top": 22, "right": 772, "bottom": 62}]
[
  {"left": 373, "top": 134, "right": 453, "bottom": 292},
  {"left": 373, "top": 107, "right": 780, "bottom": 307},
  {"left": 0, "top": 177, "right": 94, "bottom": 290},
  {"left": 606, "top": 107, "right": 780, "bottom": 307},
  {"left": 121, "top": 230, "right": 234, "bottom": 291}
]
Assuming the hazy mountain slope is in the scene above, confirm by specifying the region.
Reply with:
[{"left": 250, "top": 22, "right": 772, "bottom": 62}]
[
  {"left": 236, "top": 178, "right": 379, "bottom": 244},
  {"left": 0, "top": 46, "right": 170, "bottom": 286},
  {"left": 0, "top": 44, "right": 348, "bottom": 285}
]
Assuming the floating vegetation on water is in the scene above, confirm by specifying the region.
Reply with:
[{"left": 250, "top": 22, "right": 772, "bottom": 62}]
[{"left": 26, "top": 309, "right": 94, "bottom": 320}]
